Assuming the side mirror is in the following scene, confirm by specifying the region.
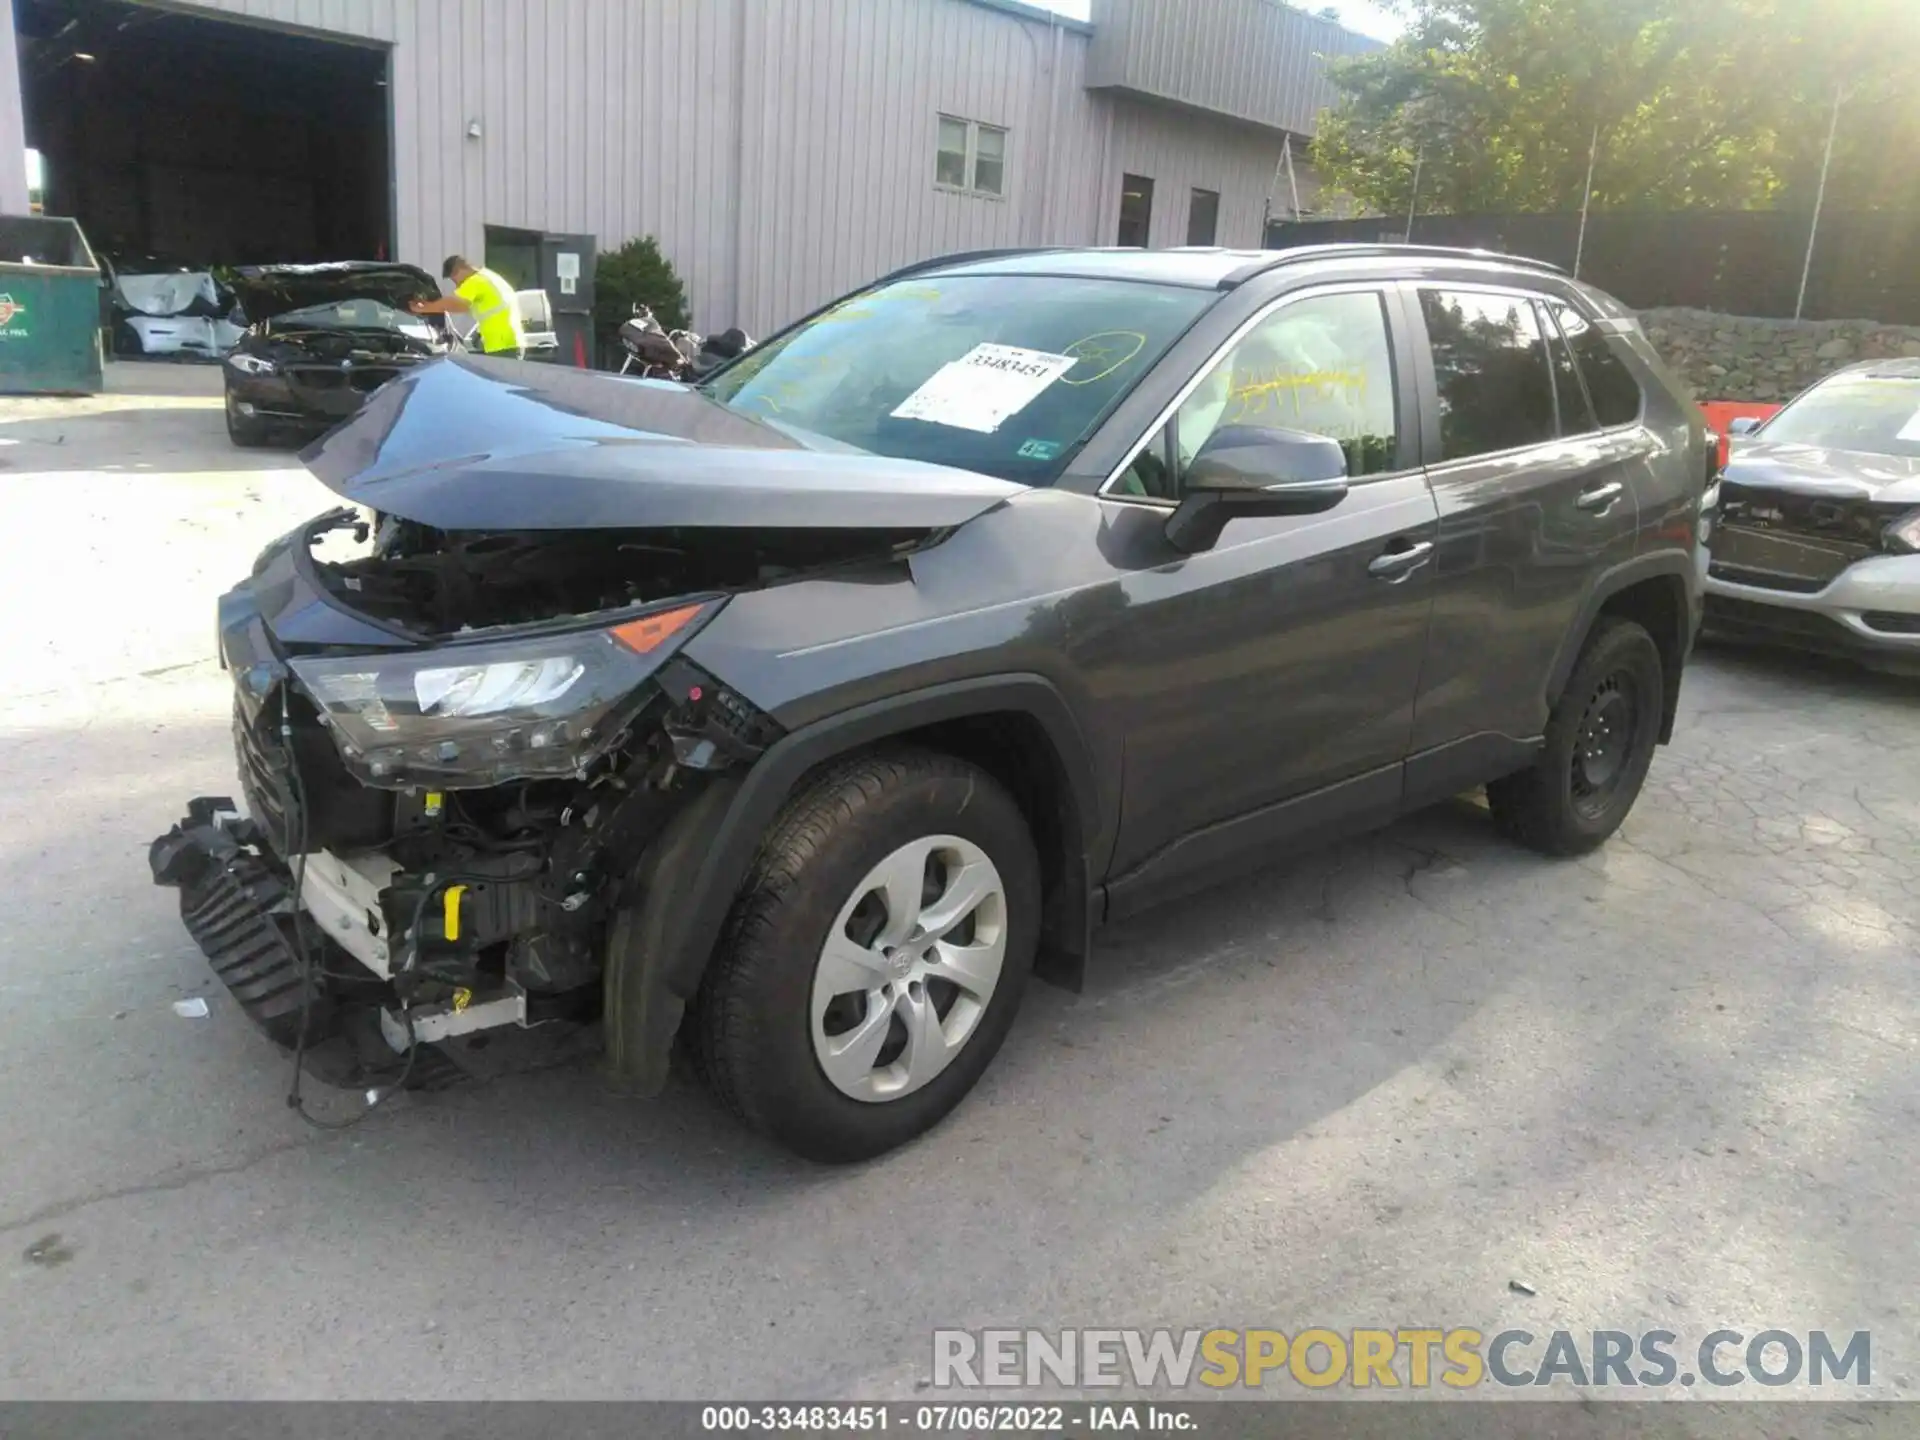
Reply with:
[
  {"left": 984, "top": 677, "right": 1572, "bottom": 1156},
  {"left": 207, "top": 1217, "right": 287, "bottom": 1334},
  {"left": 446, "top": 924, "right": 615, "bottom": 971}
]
[
  {"left": 1728, "top": 416, "right": 1762, "bottom": 437},
  {"left": 1165, "top": 425, "right": 1351, "bottom": 553}
]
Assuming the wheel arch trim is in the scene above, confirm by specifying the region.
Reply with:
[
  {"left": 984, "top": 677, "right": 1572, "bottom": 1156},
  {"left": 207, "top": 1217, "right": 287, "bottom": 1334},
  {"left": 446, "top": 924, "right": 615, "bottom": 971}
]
[
  {"left": 603, "top": 673, "right": 1101, "bottom": 1093},
  {"left": 1546, "top": 549, "right": 1700, "bottom": 744}
]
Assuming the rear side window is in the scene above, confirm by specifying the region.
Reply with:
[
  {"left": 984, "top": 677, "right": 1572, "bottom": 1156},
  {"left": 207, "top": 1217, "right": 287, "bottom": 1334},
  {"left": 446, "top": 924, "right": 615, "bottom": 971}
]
[
  {"left": 1550, "top": 302, "right": 1643, "bottom": 428},
  {"left": 1539, "top": 301, "right": 1598, "bottom": 436},
  {"left": 1419, "top": 289, "right": 1557, "bottom": 460}
]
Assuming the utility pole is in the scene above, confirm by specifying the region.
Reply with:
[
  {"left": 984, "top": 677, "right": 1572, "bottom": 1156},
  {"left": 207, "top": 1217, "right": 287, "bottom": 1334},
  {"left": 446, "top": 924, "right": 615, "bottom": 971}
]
[
  {"left": 1795, "top": 84, "right": 1846, "bottom": 321},
  {"left": 1573, "top": 123, "right": 1600, "bottom": 280},
  {"left": 1404, "top": 147, "right": 1424, "bottom": 242}
]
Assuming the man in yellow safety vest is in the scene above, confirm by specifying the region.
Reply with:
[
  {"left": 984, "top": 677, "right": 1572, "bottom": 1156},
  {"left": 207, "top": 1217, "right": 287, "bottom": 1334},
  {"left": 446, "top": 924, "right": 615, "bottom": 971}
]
[{"left": 409, "top": 255, "right": 528, "bottom": 357}]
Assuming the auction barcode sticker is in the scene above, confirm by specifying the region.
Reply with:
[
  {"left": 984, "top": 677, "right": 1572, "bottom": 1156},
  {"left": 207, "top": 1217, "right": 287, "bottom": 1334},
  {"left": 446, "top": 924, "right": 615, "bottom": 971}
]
[{"left": 891, "top": 343, "right": 1077, "bottom": 434}]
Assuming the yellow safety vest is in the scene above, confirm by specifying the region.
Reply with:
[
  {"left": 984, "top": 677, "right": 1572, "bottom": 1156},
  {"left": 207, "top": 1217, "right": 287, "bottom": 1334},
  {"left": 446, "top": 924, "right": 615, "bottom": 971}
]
[{"left": 456, "top": 267, "right": 527, "bottom": 354}]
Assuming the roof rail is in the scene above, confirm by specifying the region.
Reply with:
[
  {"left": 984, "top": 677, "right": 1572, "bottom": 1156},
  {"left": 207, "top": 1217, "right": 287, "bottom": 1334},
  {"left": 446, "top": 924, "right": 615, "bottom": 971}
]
[
  {"left": 875, "top": 247, "right": 1066, "bottom": 284},
  {"left": 1219, "top": 244, "right": 1568, "bottom": 290}
]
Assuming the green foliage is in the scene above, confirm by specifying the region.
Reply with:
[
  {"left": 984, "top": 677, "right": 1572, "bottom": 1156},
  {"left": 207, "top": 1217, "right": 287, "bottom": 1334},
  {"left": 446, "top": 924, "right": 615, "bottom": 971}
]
[
  {"left": 592, "top": 235, "right": 689, "bottom": 347},
  {"left": 1311, "top": 0, "right": 1920, "bottom": 215}
]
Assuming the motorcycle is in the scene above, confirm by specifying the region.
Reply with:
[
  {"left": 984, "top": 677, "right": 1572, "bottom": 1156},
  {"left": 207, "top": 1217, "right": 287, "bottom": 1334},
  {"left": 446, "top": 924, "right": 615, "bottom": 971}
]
[{"left": 617, "top": 304, "right": 754, "bottom": 380}]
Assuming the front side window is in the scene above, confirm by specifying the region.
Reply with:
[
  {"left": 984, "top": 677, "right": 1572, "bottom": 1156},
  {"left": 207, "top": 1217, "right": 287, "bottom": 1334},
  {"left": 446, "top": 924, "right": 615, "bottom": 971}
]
[
  {"left": 935, "top": 116, "right": 1005, "bottom": 198},
  {"left": 1420, "top": 289, "right": 1557, "bottom": 461},
  {"left": 702, "top": 274, "right": 1212, "bottom": 484},
  {"left": 1112, "top": 290, "right": 1400, "bottom": 501},
  {"left": 1756, "top": 373, "right": 1920, "bottom": 458},
  {"left": 1550, "top": 302, "right": 1643, "bottom": 428}
]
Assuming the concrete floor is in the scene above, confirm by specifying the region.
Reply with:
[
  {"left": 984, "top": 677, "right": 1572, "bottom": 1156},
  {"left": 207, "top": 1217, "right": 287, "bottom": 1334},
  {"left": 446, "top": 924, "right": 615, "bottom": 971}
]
[{"left": 1, "top": 364, "right": 1916, "bottom": 1403}]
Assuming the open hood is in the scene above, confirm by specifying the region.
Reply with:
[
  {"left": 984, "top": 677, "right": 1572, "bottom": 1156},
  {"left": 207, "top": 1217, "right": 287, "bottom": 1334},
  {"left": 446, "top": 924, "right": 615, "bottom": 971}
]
[
  {"left": 299, "top": 354, "right": 1027, "bottom": 532},
  {"left": 1725, "top": 439, "right": 1920, "bottom": 506},
  {"left": 229, "top": 262, "right": 442, "bottom": 324}
]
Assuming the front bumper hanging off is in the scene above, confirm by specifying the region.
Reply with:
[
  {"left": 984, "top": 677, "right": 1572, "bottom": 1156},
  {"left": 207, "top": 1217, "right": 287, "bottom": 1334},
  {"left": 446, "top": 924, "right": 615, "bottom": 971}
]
[{"left": 149, "top": 797, "right": 469, "bottom": 1090}]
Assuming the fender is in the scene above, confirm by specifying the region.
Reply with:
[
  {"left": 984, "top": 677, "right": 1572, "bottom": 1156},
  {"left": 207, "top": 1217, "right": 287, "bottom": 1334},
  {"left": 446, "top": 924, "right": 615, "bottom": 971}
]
[
  {"left": 603, "top": 673, "right": 1102, "bottom": 1094},
  {"left": 1545, "top": 547, "right": 1700, "bottom": 743}
]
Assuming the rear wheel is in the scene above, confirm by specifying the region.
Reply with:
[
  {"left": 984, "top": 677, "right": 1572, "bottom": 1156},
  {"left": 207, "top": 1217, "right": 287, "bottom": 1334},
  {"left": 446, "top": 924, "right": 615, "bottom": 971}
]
[
  {"left": 1487, "top": 617, "right": 1664, "bottom": 856},
  {"left": 692, "top": 748, "right": 1040, "bottom": 1163},
  {"left": 224, "top": 392, "right": 273, "bottom": 448}
]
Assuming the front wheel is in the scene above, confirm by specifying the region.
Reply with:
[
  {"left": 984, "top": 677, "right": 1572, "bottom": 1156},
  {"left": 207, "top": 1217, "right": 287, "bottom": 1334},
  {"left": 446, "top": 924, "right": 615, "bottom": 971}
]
[
  {"left": 1487, "top": 616, "right": 1665, "bottom": 856},
  {"left": 691, "top": 748, "right": 1041, "bottom": 1163}
]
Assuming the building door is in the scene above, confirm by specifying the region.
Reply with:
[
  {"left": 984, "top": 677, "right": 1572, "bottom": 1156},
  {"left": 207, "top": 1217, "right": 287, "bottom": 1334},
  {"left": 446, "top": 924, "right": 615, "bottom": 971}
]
[
  {"left": 1117, "top": 175, "right": 1154, "bottom": 247},
  {"left": 1187, "top": 189, "right": 1220, "bottom": 246}
]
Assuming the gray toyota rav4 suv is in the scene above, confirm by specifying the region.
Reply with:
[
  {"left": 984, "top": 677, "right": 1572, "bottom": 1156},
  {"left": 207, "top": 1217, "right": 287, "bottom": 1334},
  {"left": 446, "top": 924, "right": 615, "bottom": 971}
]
[{"left": 152, "top": 245, "right": 1709, "bottom": 1161}]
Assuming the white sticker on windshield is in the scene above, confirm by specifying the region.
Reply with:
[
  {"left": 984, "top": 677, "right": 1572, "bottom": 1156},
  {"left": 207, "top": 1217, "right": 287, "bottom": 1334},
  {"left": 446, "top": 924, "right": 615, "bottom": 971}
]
[
  {"left": 1898, "top": 407, "right": 1920, "bottom": 442},
  {"left": 890, "top": 344, "right": 1077, "bottom": 433}
]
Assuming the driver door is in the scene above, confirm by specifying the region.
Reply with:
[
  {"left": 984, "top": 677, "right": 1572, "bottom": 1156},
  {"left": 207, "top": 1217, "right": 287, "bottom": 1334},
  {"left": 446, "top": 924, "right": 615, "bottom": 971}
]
[{"left": 1102, "top": 286, "right": 1440, "bottom": 911}]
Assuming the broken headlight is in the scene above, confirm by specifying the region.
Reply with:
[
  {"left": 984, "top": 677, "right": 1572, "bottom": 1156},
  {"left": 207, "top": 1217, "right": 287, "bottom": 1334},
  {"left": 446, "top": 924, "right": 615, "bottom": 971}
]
[
  {"left": 1887, "top": 509, "right": 1920, "bottom": 555},
  {"left": 288, "top": 600, "right": 718, "bottom": 788}
]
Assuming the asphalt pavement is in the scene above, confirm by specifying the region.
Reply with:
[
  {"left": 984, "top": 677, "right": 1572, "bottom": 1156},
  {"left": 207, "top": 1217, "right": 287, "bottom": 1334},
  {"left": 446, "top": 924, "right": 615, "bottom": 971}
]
[{"left": 1, "top": 364, "right": 1916, "bottom": 1403}]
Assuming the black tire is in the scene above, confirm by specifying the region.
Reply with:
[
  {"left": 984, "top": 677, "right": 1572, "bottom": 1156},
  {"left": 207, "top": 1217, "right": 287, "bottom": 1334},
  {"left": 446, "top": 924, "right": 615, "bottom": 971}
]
[
  {"left": 1487, "top": 616, "right": 1665, "bottom": 856},
  {"left": 225, "top": 393, "right": 272, "bottom": 448},
  {"left": 691, "top": 747, "right": 1041, "bottom": 1163}
]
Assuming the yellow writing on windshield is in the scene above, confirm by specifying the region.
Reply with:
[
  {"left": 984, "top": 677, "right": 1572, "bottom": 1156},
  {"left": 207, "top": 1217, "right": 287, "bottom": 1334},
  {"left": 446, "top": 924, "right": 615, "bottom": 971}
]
[
  {"left": 816, "top": 285, "right": 945, "bottom": 327},
  {"left": 1061, "top": 330, "right": 1148, "bottom": 386}
]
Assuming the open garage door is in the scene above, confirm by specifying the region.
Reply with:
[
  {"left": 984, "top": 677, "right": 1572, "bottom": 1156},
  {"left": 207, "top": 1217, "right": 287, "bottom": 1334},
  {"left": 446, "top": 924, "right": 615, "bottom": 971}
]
[{"left": 16, "top": 0, "right": 390, "bottom": 271}]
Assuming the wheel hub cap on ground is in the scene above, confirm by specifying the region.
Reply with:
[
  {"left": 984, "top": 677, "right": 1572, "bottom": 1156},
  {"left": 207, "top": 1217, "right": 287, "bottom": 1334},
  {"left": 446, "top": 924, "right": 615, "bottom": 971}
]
[{"left": 810, "top": 834, "right": 1008, "bottom": 1103}]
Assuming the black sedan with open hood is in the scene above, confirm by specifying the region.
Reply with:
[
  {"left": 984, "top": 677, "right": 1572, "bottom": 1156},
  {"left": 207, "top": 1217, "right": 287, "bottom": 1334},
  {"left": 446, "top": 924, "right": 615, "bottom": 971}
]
[
  {"left": 151, "top": 246, "right": 1706, "bottom": 1162},
  {"left": 221, "top": 261, "right": 447, "bottom": 446}
]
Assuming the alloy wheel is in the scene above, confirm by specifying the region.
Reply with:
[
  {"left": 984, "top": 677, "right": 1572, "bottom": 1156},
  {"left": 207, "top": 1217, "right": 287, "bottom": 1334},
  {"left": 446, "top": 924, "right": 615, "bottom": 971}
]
[{"left": 810, "top": 834, "right": 1008, "bottom": 1103}]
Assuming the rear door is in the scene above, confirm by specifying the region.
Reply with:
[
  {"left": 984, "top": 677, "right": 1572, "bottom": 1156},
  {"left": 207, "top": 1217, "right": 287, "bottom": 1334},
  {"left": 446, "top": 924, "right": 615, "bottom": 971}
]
[
  {"left": 1100, "top": 285, "right": 1440, "bottom": 907},
  {"left": 1403, "top": 284, "right": 1642, "bottom": 777}
]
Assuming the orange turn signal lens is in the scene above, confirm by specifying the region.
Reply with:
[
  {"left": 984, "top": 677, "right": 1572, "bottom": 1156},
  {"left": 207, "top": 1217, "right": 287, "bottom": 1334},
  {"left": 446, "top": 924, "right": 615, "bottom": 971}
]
[{"left": 609, "top": 602, "right": 705, "bottom": 654}]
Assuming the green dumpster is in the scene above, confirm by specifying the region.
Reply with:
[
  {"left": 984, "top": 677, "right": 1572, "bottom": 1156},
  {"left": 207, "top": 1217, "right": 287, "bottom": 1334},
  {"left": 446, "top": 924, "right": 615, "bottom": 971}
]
[{"left": 0, "top": 215, "right": 105, "bottom": 396}]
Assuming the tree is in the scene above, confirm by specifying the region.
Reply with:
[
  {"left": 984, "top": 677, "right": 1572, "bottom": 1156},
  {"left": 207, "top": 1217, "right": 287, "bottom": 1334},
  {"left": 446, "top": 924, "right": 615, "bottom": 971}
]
[
  {"left": 1310, "top": 0, "right": 1919, "bottom": 215},
  {"left": 592, "top": 235, "right": 689, "bottom": 364}
]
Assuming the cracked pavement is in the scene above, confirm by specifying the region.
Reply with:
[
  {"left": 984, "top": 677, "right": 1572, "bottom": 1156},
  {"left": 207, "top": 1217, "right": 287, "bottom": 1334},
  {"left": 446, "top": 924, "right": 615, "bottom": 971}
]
[{"left": 2, "top": 366, "right": 1917, "bottom": 1403}]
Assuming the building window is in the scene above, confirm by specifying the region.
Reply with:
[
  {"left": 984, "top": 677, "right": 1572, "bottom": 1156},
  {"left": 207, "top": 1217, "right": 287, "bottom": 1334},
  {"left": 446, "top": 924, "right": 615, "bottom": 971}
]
[
  {"left": 936, "top": 115, "right": 1006, "bottom": 197},
  {"left": 1118, "top": 174, "right": 1154, "bottom": 247},
  {"left": 1186, "top": 188, "right": 1220, "bottom": 246}
]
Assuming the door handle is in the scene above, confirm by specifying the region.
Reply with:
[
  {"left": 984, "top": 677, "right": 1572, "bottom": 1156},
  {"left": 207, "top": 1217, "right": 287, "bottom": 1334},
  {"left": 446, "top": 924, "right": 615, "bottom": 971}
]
[
  {"left": 1576, "top": 481, "right": 1625, "bottom": 512},
  {"left": 1368, "top": 540, "right": 1433, "bottom": 579}
]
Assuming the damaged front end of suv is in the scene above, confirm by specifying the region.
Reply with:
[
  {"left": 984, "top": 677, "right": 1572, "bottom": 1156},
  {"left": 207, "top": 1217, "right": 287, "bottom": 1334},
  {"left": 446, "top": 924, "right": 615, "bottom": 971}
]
[{"left": 150, "top": 355, "right": 1019, "bottom": 1096}]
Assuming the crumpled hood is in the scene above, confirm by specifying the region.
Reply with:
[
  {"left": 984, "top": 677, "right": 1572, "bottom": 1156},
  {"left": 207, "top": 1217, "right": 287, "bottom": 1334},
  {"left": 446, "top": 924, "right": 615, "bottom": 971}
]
[
  {"left": 299, "top": 354, "right": 1027, "bottom": 532},
  {"left": 229, "top": 262, "right": 442, "bottom": 324},
  {"left": 1724, "top": 439, "right": 1920, "bottom": 506}
]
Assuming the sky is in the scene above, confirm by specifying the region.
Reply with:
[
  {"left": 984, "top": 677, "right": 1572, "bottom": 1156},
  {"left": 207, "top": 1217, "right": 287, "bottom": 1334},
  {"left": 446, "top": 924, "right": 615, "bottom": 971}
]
[{"left": 1033, "top": 0, "right": 1407, "bottom": 42}]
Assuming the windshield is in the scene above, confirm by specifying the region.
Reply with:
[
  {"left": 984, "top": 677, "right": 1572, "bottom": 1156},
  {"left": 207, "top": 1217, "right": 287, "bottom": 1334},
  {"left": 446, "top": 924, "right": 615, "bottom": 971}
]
[
  {"left": 700, "top": 275, "right": 1213, "bottom": 482},
  {"left": 267, "top": 299, "right": 437, "bottom": 342},
  {"left": 1759, "top": 374, "right": 1920, "bottom": 458}
]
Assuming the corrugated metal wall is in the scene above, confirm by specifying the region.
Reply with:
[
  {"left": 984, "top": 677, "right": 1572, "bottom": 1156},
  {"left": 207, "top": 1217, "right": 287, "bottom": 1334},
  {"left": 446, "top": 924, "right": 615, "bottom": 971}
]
[
  {"left": 0, "top": 16, "right": 25, "bottom": 214},
  {"left": 1087, "top": 0, "right": 1379, "bottom": 137},
  {"left": 189, "top": 0, "right": 397, "bottom": 40},
  {"left": 1104, "top": 101, "right": 1286, "bottom": 249},
  {"left": 175, "top": 0, "right": 742, "bottom": 322},
  {"left": 13, "top": 0, "right": 1355, "bottom": 332}
]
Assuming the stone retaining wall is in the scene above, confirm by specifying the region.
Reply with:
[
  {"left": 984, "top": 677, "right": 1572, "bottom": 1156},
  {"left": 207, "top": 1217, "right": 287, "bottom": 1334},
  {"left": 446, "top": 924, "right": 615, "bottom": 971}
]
[{"left": 1639, "top": 307, "right": 1920, "bottom": 403}]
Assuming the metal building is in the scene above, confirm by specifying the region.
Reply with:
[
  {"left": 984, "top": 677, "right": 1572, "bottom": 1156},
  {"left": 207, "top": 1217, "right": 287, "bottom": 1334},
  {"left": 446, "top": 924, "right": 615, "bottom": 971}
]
[{"left": 4, "top": 0, "right": 1376, "bottom": 336}]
